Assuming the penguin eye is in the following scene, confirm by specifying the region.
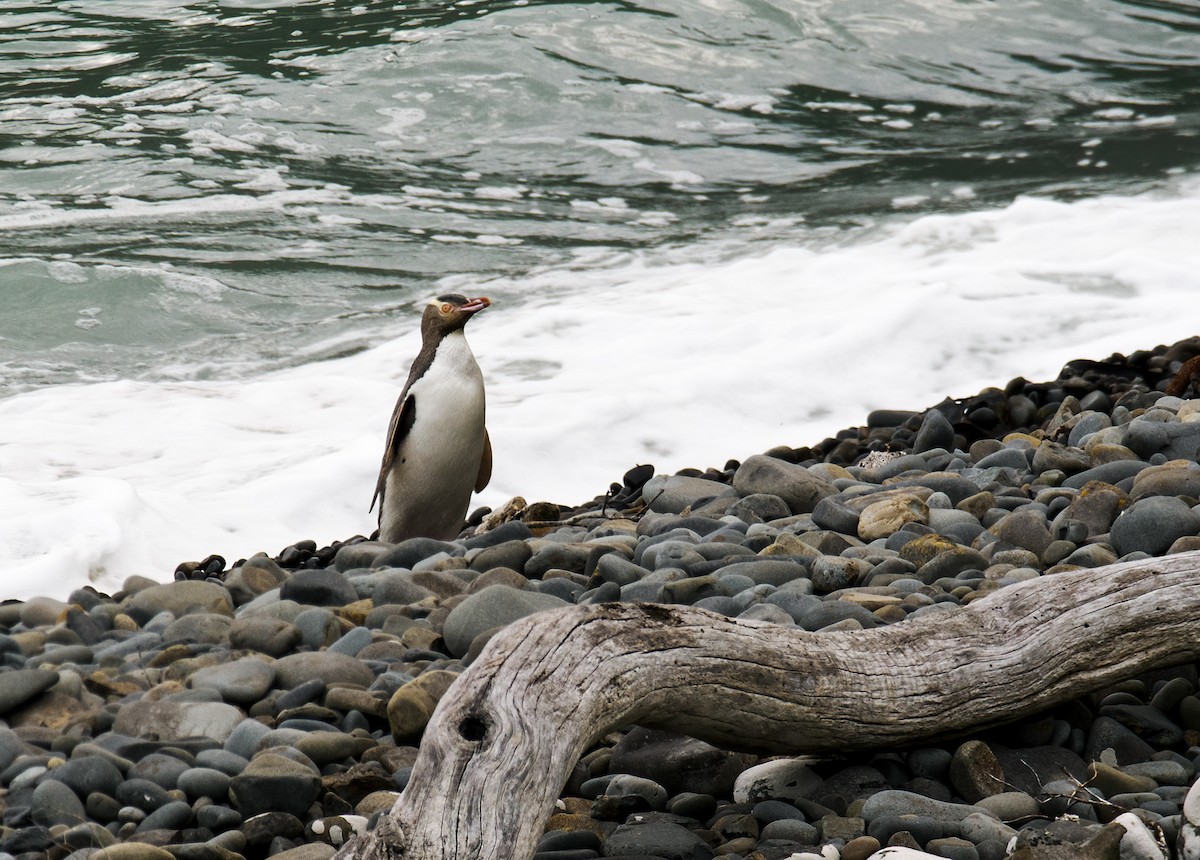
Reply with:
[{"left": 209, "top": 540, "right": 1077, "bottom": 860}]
[{"left": 440, "top": 303, "right": 452, "bottom": 314}]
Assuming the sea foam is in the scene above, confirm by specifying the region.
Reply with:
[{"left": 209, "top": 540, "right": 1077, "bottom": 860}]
[{"left": 2, "top": 179, "right": 1199, "bottom": 599}]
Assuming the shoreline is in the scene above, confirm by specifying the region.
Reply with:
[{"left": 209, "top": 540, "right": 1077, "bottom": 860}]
[{"left": 3, "top": 336, "right": 1200, "bottom": 860}]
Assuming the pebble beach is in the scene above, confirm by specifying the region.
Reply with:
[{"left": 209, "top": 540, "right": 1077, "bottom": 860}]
[{"left": 6, "top": 336, "right": 1200, "bottom": 860}]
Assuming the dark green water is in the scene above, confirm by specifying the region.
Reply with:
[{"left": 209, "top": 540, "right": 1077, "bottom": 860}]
[{"left": 2, "top": 0, "right": 1199, "bottom": 389}]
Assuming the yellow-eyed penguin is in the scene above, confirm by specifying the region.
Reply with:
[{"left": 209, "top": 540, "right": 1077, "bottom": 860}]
[{"left": 371, "top": 294, "right": 492, "bottom": 543}]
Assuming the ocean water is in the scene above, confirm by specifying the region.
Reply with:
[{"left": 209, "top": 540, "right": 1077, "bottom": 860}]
[{"left": 2, "top": 0, "right": 1199, "bottom": 600}]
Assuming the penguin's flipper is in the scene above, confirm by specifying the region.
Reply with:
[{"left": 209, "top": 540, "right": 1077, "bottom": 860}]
[
  {"left": 475, "top": 427, "right": 492, "bottom": 492},
  {"left": 371, "top": 392, "right": 417, "bottom": 513}
]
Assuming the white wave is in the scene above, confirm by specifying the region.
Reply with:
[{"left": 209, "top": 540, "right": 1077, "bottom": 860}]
[{"left": 2, "top": 178, "right": 1200, "bottom": 599}]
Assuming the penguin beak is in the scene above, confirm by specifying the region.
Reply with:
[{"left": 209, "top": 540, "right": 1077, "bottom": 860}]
[{"left": 461, "top": 296, "right": 491, "bottom": 314}]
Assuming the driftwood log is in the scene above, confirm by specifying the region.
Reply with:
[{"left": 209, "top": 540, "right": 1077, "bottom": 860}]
[{"left": 336, "top": 551, "right": 1200, "bottom": 860}]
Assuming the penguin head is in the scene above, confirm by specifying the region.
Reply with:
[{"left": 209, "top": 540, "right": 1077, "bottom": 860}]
[{"left": 423, "top": 293, "right": 491, "bottom": 336}]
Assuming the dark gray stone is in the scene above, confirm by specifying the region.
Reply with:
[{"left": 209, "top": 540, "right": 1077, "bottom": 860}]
[
  {"left": 127, "top": 752, "right": 190, "bottom": 790},
  {"left": 860, "top": 790, "right": 989, "bottom": 836},
  {"left": 370, "top": 570, "right": 436, "bottom": 605},
  {"left": 1099, "top": 703, "right": 1184, "bottom": 746},
  {"left": 728, "top": 493, "right": 793, "bottom": 524},
  {"left": 31, "top": 778, "right": 87, "bottom": 827},
  {"left": 525, "top": 544, "right": 591, "bottom": 577},
  {"left": 811, "top": 496, "right": 862, "bottom": 534},
  {"left": 975, "top": 448, "right": 1030, "bottom": 470},
  {"left": 643, "top": 475, "right": 736, "bottom": 514},
  {"left": 1111, "top": 496, "right": 1200, "bottom": 556},
  {"left": 116, "top": 777, "right": 173, "bottom": 811},
  {"left": 914, "top": 409, "right": 956, "bottom": 454},
  {"left": 470, "top": 539, "right": 533, "bottom": 574},
  {"left": 197, "top": 748, "right": 252, "bottom": 776},
  {"left": 376, "top": 537, "right": 459, "bottom": 569},
  {"left": 601, "top": 820, "right": 714, "bottom": 860},
  {"left": 713, "top": 559, "right": 808, "bottom": 587},
  {"left": 808, "top": 765, "right": 891, "bottom": 816},
  {"left": 462, "top": 520, "right": 533, "bottom": 549},
  {"left": 441, "top": 584, "right": 570, "bottom": 658},
  {"left": 596, "top": 553, "right": 651, "bottom": 586},
  {"left": 811, "top": 556, "right": 872, "bottom": 594},
  {"left": 1127, "top": 416, "right": 1200, "bottom": 459},
  {"left": 0, "top": 669, "right": 58, "bottom": 715},
  {"left": 293, "top": 606, "right": 343, "bottom": 650},
  {"left": 603, "top": 774, "right": 668, "bottom": 809},
  {"left": 328, "top": 626, "right": 373, "bottom": 657},
  {"left": 796, "top": 600, "right": 878, "bottom": 631},
  {"left": 988, "top": 509, "right": 1053, "bottom": 556},
  {"left": 279, "top": 568, "right": 358, "bottom": 607},
  {"left": 992, "top": 746, "right": 1087, "bottom": 795},
  {"left": 733, "top": 455, "right": 837, "bottom": 514},
  {"left": 1062, "top": 460, "right": 1149, "bottom": 490},
  {"left": 177, "top": 766, "right": 233, "bottom": 800},
  {"left": 45, "top": 755, "right": 124, "bottom": 800},
  {"left": 136, "top": 799, "right": 192, "bottom": 832},
  {"left": 332, "top": 541, "right": 391, "bottom": 571},
  {"left": 608, "top": 728, "right": 753, "bottom": 798},
  {"left": 229, "top": 752, "right": 322, "bottom": 818},
  {"left": 191, "top": 656, "right": 276, "bottom": 705}
]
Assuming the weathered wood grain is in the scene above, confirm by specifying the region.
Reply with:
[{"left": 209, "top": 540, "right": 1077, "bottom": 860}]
[{"left": 336, "top": 551, "right": 1200, "bottom": 860}]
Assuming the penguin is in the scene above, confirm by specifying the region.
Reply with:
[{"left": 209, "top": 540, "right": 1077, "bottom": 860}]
[{"left": 371, "top": 294, "right": 492, "bottom": 543}]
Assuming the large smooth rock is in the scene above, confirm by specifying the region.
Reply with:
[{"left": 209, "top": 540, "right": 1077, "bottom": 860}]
[
  {"left": 861, "top": 789, "right": 994, "bottom": 835},
  {"left": 733, "top": 757, "right": 822, "bottom": 804},
  {"left": 229, "top": 616, "right": 302, "bottom": 656},
  {"left": 113, "top": 699, "right": 245, "bottom": 743},
  {"left": 441, "top": 584, "right": 570, "bottom": 658},
  {"left": 273, "top": 651, "right": 376, "bottom": 689},
  {"left": 224, "top": 556, "right": 289, "bottom": 604},
  {"left": 608, "top": 728, "right": 755, "bottom": 797},
  {"left": 1060, "top": 481, "right": 1128, "bottom": 538},
  {"left": 280, "top": 568, "right": 358, "bottom": 607},
  {"left": 229, "top": 752, "right": 322, "bottom": 818},
  {"left": 643, "top": 475, "right": 737, "bottom": 514},
  {"left": 602, "top": 820, "right": 714, "bottom": 860},
  {"left": 0, "top": 669, "right": 58, "bottom": 715},
  {"left": 32, "top": 778, "right": 87, "bottom": 827},
  {"left": 1111, "top": 496, "right": 1200, "bottom": 556},
  {"left": 190, "top": 656, "right": 276, "bottom": 706},
  {"left": 988, "top": 509, "right": 1053, "bottom": 556},
  {"left": 387, "top": 670, "right": 461, "bottom": 740},
  {"left": 124, "top": 581, "right": 234, "bottom": 620},
  {"left": 1130, "top": 463, "right": 1200, "bottom": 501},
  {"left": 46, "top": 754, "right": 124, "bottom": 799},
  {"left": 733, "top": 455, "right": 837, "bottom": 514}
]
